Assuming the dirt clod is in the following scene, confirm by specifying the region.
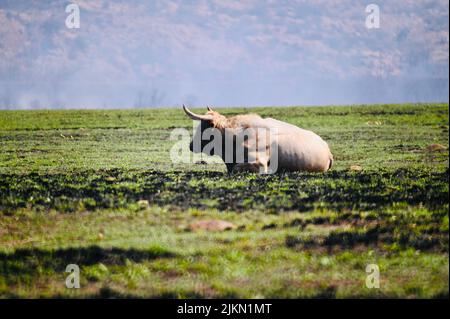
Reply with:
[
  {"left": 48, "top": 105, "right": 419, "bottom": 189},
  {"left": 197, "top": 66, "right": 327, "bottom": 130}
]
[
  {"left": 349, "top": 165, "right": 363, "bottom": 172},
  {"left": 187, "top": 220, "right": 237, "bottom": 232},
  {"left": 426, "top": 144, "right": 447, "bottom": 152}
]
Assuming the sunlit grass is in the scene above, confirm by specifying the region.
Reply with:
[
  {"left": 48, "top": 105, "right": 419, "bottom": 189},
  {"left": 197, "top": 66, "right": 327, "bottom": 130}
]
[{"left": 0, "top": 103, "right": 448, "bottom": 298}]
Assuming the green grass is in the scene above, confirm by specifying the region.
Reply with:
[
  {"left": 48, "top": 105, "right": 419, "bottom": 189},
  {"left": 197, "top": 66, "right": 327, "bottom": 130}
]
[{"left": 0, "top": 103, "right": 448, "bottom": 298}]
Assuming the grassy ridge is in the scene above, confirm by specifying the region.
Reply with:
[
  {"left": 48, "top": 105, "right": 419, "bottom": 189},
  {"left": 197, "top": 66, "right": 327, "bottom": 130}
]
[{"left": 0, "top": 103, "right": 448, "bottom": 298}]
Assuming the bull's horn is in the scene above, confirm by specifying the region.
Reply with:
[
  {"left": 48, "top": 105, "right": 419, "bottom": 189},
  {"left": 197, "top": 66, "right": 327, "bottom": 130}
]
[{"left": 183, "top": 104, "right": 214, "bottom": 121}]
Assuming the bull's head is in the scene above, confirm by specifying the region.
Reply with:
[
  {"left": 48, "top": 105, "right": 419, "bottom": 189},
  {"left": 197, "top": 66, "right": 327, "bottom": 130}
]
[
  {"left": 182, "top": 105, "right": 276, "bottom": 174},
  {"left": 183, "top": 105, "right": 227, "bottom": 157}
]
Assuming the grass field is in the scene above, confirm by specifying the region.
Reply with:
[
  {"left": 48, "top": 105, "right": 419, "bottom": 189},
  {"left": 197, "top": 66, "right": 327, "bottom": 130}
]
[{"left": 0, "top": 103, "right": 448, "bottom": 298}]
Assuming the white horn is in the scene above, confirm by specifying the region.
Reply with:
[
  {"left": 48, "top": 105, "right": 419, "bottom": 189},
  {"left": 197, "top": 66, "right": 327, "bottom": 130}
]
[{"left": 183, "top": 104, "right": 213, "bottom": 121}]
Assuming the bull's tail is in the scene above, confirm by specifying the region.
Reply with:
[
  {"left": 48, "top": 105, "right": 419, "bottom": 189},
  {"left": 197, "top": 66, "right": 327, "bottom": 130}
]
[{"left": 328, "top": 156, "right": 333, "bottom": 171}]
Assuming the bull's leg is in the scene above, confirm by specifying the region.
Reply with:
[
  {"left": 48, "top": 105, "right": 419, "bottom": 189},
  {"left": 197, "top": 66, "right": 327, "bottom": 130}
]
[
  {"left": 260, "top": 161, "right": 269, "bottom": 174},
  {"left": 256, "top": 153, "right": 269, "bottom": 174},
  {"left": 231, "top": 162, "right": 269, "bottom": 174},
  {"left": 225, "top": 163, "right": 236, "bottom": 174},
  {"left": 231, "top": 163, "right": 256, "bottom": 173}
]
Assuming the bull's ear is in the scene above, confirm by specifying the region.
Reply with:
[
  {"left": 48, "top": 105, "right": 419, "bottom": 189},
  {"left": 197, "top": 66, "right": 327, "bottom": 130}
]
[
  {"left": 206, "top": 106, "right": 214, "bottom": 112},
  {"left": 183, "top": 104, "right": 214, "bottom": 121}
]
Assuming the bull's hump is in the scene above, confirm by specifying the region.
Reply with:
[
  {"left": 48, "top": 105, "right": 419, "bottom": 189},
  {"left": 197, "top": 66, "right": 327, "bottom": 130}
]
[{"left": 232, "top": 115, "right": 317, "bottom": 138}]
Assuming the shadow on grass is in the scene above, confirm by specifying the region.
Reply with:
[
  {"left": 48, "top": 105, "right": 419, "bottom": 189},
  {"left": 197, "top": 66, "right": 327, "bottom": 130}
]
[
  {"left": 0, "top": 245, "right": 175, "bottom": 282},
  {"left": 285, "top": 223, "right": 449, "bottom": 253},
  {"left": 6, "top": 286, "right": 448, "bottom": 299}
]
